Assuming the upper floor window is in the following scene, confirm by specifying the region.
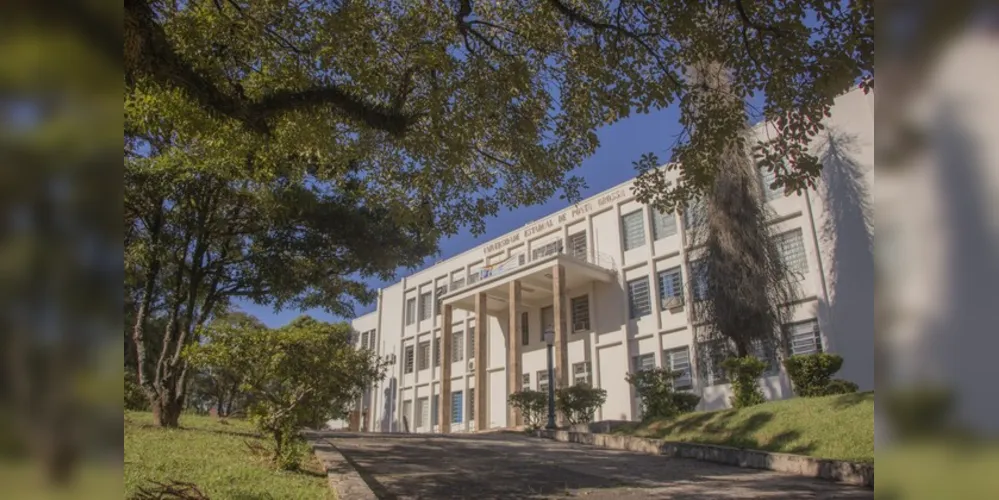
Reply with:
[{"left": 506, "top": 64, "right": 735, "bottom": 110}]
[
  {"left": 452, "top": 331, "right": 464, "bottom": 362},
  {"left": 520, "top": 311, "right": 529, "bottom": 346},
  {"left": 631, "top": 353, "right": 655, "bottom": 372},
  {"left": 657, "top": 267, "right": 684, "bottom": 309},
  {"left": 683, "top": 198, "right": 706, "bottom": 230},
  {"left": 774, "top": 229, "right": 808, "bottom": 278},
  {"left": 759, "top": 167, "right": 784, "bottom": 201},
  {"left": 404, "top": 345, "right": 415, "bottom": 374},
  {"left": 568, "top": 231, "right": 588, "bottom": 259},
  {"left": 468, "top": 327, "right": 476, "bottom": 360},
  {"left": 418, "top": 291, "right": 432, "bottom": 321},
  {"left": 651, "top": 209, "right": 677, "bottom": 240},
  {"left": 434, "top": 285, "right": 448, "bottom": 316},
  {"left": 627, "top": 277, "right": 652, "bottom": 319},
  {"left": 621, "top": 210, "right": 646, "bottom": 250},
  {"left": 417, "top": 341, "right": 431, "bottom": 371},
  {"left": 532, "top": 239, "right": 564, "bottom": 261},
  {"left": 405, "top": 298, "right": 416, "bottom": 325}
]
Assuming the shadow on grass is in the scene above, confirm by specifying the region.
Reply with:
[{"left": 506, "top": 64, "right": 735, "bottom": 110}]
[
  {"left": 640, "top": 411, "right": 818, "bottom": 456},
  {"left": 830, "top": 391, "right": 874, "bottom": 410}
]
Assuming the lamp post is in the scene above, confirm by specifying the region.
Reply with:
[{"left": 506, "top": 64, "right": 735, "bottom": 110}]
[{"left": 544, "top": 330, "right": 556, "bottom": 430}]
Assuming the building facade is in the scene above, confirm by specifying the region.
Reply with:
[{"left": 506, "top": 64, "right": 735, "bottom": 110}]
[{"left": 345, "top": 88, "right": 874, "bottom": 434}]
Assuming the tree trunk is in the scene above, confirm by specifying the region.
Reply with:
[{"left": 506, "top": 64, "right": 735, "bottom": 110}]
[{"left": 151, "top": 389, "right": 183, "bottom": 427}]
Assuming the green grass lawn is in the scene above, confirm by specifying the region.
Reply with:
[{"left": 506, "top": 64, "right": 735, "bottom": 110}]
[
  {"left": 124, "top": 411, "right": 333, "bottom": 499},
  {"left": 614, "top": 391, "right": 874, "bottom": 463}
]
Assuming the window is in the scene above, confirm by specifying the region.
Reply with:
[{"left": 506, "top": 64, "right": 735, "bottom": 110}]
[
  {"left": 657, "top": 267, "right": 684, "bottom": 308},
  {"left": 417, "top": 341, "right": 430, "bottom": 371},
  {"left": 759, "top": 167, "right": 783, "bottom": 201},
  {"left": 537, "top": 370, "right": 550, "bottom": 393},
  {"left": 621, "top": 210, "right": 646, "bottom": 250},
  {"left": 404, "top": 345, "right": 415, "bottom": 374},
  {"left": 571, "top": 295, "right": 590, "bottom": 332},
  {"left": 468, "top": 387, "right": 475, "bottom": 421},
  {"left": 452, "top": 277, "right": 465, "bottom": 290},
  {"left": 434, "top": 337, "right": 441, "bottom": 367},
  {"left": 663, "top": 346, "right": 692, "bottom": 390},
  {"left": 361, "top": 331, "right": 370, "bottom": 349},
  {"left": 402, "top": 399, "right": 413, "bottom": 426},
  {"left": 416, "top": 397, "right": 428, "bottom": 428},
  {"left": 368, "top": 330, "right": 376, "bottom": 350},
  {"left": 632, "top": 353, "right": 655, "bottom": 372},
  {"left": 435, "top": 285, "right": 448, "bottom": 316},
  {"left": 431, "top": 395, "right": 439, "bottom": 425},
  {"left": 683, "top": 198, "right": 706, "bottom": 230},
  {"left": 775, "top": 229, "right": 808, "bottom": 277},
  {"left": 652, "top": 209, "right": 677, "bottom": 240},
  {"left": 531, "top": 239, "right": 564, "bottom": 260},
  {"left": 520, "top": 311, "right": 530, "bottom": 346},
  {"left": 690, "top": 260, "right": 709, "bottom": 301},
  {"left": 568, "top": 231, "right": 588, "bottom": 259},
  {"left": 751, "top": 339, "right": 780, "bottom": 375},
  {"left": 451, "top": 391, "right": 463, "bottom": 423},
  {"left": 627, "top": 277, "right": 652, "bottom": 319},
  {"left": 405, "top": 298, "right": 416, "bottom": 325},
  {"left": 787, "top": 319, "right": 823, "bottom": 355},
  {"left": 522, "top": 373, "right": 530, "bottom": 389},
  {"left": 419, "top": 292, "right": 432, "bottom": 321},
  {"left": 698, "top": 339, "right": 734, "bottom": 385},
  {"left": 468, "top": 327, "right": 475, "bottom": 360},
  {"left": 572, "top": 361, "right": 592, "bottom": 385},
  {"left": 452, "top": 331, "right": 464, "bottom": 362}
]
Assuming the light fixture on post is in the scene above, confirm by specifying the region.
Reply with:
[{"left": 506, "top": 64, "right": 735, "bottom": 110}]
[{"left": 544, "top": 329, "right": 556, "bottom": 430}]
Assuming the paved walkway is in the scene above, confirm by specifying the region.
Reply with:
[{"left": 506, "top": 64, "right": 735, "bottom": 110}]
[{"left": 315, "top": 431, "right": 873, "bottom": 499}]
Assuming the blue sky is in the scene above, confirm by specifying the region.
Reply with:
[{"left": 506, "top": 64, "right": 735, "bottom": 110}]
[{"left": 236, "top": 107, "right": 683, "bottom": 327}]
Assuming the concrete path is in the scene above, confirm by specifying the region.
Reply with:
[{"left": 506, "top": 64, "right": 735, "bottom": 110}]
[{"left": 314, "top": 431, "right": 873, "bottom": 499}]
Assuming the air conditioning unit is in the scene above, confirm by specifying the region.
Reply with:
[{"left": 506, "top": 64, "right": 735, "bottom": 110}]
[
  {"left": 662, "top": 296, "right": 684, "bottom": 310},
  {"left": 573, "top": 321, "right": 590, "bottom": 332},
  {"left": 467, "top": 359, "right": 475, "bottom": 371}
]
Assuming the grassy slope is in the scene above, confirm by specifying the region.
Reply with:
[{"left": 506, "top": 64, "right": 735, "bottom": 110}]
[
  {"left": 124, "top": 411, "right": 333, "bottom": 499},
  {"left": 615, "top": 392, "right": 874, "bottom": 463}
]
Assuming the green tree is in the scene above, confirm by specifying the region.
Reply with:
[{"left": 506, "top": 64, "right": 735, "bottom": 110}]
[
  {"left": 186, "top": 316, "right": 386, "bottom": 469},
  {"left": 626, "top": 367, "right": 700, "bottom": 421},
  {"left": 187, "top": 311, "right": 265, "bottom": 416},
  {"left": 508, "top": 390, "right": 549, "bottom": 430},
  {"left": 126, "top": 0, "right": 872, "bottom": 206},
  {"left": 125, "top": 138, "right": 435, "bottom": 427},
  {"left": 555, "top": 384, "right": 607, "bottom": 425}
]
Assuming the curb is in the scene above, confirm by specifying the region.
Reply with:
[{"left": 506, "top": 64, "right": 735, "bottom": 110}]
[
  {"left": 533, "top": 429, "right": 874, "bottom": 488},
  {"left": 303, "top": 431, "right": 378, "bottom": 499}
]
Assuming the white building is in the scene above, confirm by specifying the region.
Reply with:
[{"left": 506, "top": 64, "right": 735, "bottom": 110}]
[{"left": 345, "top": 88, "right": 874, "bottom": 433}]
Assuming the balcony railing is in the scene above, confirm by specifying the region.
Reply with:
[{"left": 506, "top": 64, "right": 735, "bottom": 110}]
[{"left": 447, "top": 247, "right": 616, "bottom": 294}]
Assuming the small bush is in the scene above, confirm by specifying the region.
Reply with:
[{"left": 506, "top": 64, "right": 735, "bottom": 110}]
[
  {"left": 672, "top": 392, "right": 702, "bottom": 414},
  {"left": 555, "top": 384, "right": 607, "bottom": 425},
  {"left": 825, "top": 378, "right": 859, "bottom": 396},
  {"left": 722, "top": 356, "right": 766, "bottom": 408},
  {"left": 508, "top": 390, "right": 549, "bottom": 430},
  {"left": 784, "top": 353, "right": 857, "bottom": 397},
  {"left": 626, "top": 367, "right": 700, "bottom": 420}
]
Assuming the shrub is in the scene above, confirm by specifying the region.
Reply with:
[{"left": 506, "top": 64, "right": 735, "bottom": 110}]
[
  {"left": 784, "top": 353, "right": 857, "bottom": 397},
  {"left": 722, "top": 356, "right": 767, "bottom": 408},
  {"left": 555, "top": 384, "right": 607, "bottom": 425},
  {"left": 625, "top": 367, "right": 700, "bottom": 420},
  {"left": 825, "top": 378, "right": 859, "bottom": 396},
  {"left": 125, "top": 370, "right": 150, "bottom": 411},
  {"left": 508, "top": 390, "right": 549, "bottom": 430}
]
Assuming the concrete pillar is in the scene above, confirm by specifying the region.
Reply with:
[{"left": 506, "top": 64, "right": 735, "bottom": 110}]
[
  {"left": 552, "top": 264, "right": 569, "bottom": 389},
  {"left": 474, "top": 293, "right": 488, "bottom": 431},
  {"left": 507, "top": 280, "right": 523, "bottom": 427},
  {"left": 440, "top": 304, "right": 452, "bottom": 432}
]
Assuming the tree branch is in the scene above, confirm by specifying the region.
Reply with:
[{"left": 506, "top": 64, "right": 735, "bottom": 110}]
[
  {"left": 125, "top": 0, "right": 420, "bottom": 136},
  {"left": 733, "top": 0, "right": 782, "bottom": 36},
  {"left": 546, "top": 0, "right": 682, "bottom": 89}
]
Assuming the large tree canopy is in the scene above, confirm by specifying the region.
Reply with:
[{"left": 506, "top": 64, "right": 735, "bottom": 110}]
[{"left": 126, "top": 0, "right": 873, "bottom": 213}]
